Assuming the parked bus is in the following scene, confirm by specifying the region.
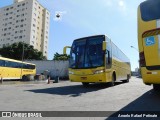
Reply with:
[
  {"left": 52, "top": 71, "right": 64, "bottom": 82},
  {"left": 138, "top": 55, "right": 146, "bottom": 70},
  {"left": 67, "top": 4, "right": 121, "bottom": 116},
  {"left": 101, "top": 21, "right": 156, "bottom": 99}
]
[
  {"left": 138, "top": 0, "right": 160, "bottom": 90},
  {"left": 0, "top": 57, "right": 36, "bottom": 80},
  {"left": 64, "top": 35, "right": 131, "bottom": 87}
]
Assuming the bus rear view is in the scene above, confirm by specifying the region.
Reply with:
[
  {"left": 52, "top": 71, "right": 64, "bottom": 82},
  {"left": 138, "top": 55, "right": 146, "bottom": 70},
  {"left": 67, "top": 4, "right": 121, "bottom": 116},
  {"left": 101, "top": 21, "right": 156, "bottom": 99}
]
[{"left": 138, "top": 0, "right": 160, "bottom": 90}]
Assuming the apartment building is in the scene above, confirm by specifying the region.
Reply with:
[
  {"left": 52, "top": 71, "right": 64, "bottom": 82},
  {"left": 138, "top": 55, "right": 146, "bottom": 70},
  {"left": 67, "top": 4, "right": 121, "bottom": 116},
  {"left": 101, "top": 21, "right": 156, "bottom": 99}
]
[{"left": 0, "top": 0, "right": 50, "bottom": 58}]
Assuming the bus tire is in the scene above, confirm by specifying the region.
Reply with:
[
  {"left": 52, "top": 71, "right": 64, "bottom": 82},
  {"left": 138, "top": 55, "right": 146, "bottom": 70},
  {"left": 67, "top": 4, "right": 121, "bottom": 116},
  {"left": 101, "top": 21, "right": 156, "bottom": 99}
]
[
  {"left": 22, "top": 75, "right": 28, "bottom": 81},
  {"left": 153, "top": 84, "right": 160, "bottom": 91},
  {"left": 82, "top": 82, "right": 89, "bottom": 87},
  {"left": 123, "top": 75, "right": 130, "bottom": 83},
  {"left": 109, "top": 73, "right": 115, "bottom": 87}
]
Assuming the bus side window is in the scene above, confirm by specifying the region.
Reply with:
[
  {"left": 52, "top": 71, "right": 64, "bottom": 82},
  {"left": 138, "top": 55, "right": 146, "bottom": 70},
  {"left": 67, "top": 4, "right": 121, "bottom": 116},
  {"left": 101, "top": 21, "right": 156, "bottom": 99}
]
[
  {"left": 106, "top": 50, "right": 110, "bottom": 64},
  {"left": 0, "top": 60, "right": 5, "bottom": 67}
]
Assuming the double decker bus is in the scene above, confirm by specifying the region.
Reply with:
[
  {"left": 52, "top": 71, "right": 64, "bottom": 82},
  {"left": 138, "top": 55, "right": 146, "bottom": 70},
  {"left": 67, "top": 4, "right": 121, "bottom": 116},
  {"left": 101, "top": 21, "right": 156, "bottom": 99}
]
[
  {"left": 64, "top": 35, "right": 131, "bottom": 87},
  {"left": 0, "top": 57, "right": 36, "bottom": 80},
  {"left": 138, "top": 0, "right": 160, "bottom": 90}
]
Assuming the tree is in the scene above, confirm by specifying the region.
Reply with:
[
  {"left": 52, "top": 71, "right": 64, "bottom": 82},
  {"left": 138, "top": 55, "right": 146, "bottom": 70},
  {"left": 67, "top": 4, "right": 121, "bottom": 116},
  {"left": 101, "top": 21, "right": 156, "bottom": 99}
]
[
  {"left": 0, "top": 42, "right": 46, "bottom": 60},
  {"left": 53, "top": 52, "right": 70, "bottom": 60}
]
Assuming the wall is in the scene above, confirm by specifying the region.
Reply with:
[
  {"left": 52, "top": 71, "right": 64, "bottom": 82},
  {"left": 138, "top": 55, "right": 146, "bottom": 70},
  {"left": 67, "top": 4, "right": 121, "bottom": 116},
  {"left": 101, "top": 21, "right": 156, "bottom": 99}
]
[{"left": 25, "top": 60, "right": 69, "bottom": 78}]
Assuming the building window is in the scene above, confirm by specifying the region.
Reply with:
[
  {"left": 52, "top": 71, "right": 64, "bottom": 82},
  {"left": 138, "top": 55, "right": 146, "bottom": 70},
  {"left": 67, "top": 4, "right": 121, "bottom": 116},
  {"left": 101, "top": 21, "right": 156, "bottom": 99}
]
[
  {"left": 22, "top": 3, "right": 25, "bottom": 6},
  {"left": 33, "top": 18, "right": 36, "bottom": 22},
  {"left": 17, "top": 5, "right": 21, "bottom": 7},
  {"left": 33, "top": 24, "right": 35, "bottom": 27},
  {"left": 19, "top": 36, "right": 22, "bottom": 39}
]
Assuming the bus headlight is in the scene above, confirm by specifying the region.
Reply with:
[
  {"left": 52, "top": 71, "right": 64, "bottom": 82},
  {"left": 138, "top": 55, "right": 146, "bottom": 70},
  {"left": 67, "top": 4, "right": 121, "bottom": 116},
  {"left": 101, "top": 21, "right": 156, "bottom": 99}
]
[
  {"left": 69, "top": 71, "right": 74, "bottom": 74},
  {"left": 94, "top": 70, "right": 105, "bottom": 74}
]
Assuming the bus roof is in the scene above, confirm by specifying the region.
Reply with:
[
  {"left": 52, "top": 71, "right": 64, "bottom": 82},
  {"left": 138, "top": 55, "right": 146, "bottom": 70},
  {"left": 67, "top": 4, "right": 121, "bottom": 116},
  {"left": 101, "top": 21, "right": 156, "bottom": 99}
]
[{"left": 0, "top": 56, "right": 35, "bottom": 65}]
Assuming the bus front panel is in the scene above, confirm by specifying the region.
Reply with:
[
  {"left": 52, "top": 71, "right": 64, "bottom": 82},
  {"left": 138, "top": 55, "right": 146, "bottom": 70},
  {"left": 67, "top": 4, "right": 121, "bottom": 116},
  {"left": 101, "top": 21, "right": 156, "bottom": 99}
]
[{"left": 69, "top": 68, "right": 112, "bottom": 83}]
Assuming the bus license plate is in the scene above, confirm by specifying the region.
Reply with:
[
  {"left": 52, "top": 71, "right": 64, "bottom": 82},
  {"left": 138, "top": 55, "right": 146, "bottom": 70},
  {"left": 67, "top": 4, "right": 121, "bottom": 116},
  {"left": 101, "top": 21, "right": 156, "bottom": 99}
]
[{"left": 81, "top": 77, "right": 87, "bottom": 80}]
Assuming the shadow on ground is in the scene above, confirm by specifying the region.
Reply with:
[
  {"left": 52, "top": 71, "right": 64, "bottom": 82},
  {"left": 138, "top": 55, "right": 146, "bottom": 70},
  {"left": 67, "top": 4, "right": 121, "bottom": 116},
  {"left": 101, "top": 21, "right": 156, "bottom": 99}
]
[
  {"left": 106, "top": 89, "right": 160, "bottom": 120},
  {"left": 26, "top": 82, "right": 124, "bottom": 97}
]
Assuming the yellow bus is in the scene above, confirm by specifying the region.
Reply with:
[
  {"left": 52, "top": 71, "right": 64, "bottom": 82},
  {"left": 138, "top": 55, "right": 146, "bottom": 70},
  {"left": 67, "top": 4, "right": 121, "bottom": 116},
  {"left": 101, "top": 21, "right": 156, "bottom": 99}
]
[
  {"left": 64, "top": 35, "right": 131, "bottom": 87},
  {"left": 0, "top": 57, "right": 36, "bottom": 80},
  {"left": 138, "top": 0, "right": 160, "bottom": 90}
]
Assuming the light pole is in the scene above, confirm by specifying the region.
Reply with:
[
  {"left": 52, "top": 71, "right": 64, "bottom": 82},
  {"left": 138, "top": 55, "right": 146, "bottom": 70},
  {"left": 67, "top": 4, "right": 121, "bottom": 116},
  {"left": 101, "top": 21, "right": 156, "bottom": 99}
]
[
  {"left": 130, "top": 46, "right": 138, "bottom": 52},
  {"left": 130, "top": 46, "right": 140, "bottom": 77},
  {"left": 22, "top": 42, "right": 24, "bottom": 62},
  {"left": 21, "top": 42, "right": 24, "bottom": 79}
]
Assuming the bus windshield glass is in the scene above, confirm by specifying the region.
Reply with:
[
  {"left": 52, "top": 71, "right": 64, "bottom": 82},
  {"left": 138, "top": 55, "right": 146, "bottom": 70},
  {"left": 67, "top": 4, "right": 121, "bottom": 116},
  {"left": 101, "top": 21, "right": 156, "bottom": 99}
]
[
  {"left": 140, "top": 0, "right": 160, "bottom": 21},
  {"left": 70, "top": 36, "right": 104, "bottom": 69}
]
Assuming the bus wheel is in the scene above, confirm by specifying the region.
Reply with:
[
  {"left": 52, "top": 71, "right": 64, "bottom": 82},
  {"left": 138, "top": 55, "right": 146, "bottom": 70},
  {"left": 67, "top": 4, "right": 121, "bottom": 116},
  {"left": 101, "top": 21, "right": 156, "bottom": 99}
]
[
  {"left": 109, "top": 74, "right": 115, "bottom": 87},
  {"left": 82, "top": 82, "right": 89, "bottom": 87},
  {"left": 153, "top": 84, "right": 160, "bottom": 91},
  {"left": 22, "top": 75, "right": 28, "bottom": 81},
  {"left": 123, "top": 75, "right": 129, "bottom": 83}
]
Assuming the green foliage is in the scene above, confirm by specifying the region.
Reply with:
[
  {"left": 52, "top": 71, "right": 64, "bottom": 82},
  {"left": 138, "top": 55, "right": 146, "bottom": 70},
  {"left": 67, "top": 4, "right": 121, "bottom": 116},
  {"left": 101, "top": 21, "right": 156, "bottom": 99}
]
[
  {"left": 53, "top": 52, "right": 70, "bottom": 60},
  {"left": 0, "top": 42, "right": 46, "bottom": 60}
]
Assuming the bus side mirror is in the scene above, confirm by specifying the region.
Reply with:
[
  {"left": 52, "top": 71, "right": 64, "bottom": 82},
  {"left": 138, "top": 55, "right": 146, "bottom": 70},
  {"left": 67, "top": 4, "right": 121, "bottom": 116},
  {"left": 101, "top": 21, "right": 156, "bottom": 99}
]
[
  {"left": 102, "top": 41, "right": 106, "bottom": 50},
  {"left": 63, "top": 46, "right": 71, "bottom": 54}
]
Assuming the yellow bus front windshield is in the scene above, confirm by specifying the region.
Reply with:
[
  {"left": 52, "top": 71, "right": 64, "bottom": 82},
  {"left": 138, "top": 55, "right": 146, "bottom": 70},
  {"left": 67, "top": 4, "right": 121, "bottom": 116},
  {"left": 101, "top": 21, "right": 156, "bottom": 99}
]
[{"left": 70, "top": 36, "right": 105, "bottom": 69}]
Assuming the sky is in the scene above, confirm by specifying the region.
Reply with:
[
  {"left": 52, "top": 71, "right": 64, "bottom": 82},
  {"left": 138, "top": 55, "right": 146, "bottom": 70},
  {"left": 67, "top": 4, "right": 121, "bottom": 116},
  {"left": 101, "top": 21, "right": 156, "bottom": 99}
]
[{"left": 0, "top": 0, "right": 146, "bottom": 71}]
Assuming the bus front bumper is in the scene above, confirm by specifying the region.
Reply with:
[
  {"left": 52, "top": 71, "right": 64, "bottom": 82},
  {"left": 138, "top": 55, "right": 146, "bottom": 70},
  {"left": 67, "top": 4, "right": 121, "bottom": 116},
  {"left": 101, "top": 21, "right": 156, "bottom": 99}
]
[{"left": 69, "top": 73, "right": 110, "bottom": 83}]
